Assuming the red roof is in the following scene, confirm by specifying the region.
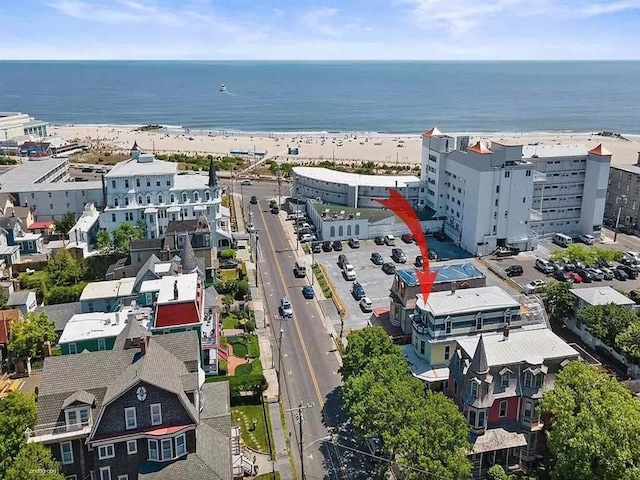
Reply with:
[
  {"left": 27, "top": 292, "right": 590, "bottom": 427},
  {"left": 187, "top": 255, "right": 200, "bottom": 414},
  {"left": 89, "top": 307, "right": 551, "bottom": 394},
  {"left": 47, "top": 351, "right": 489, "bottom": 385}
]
[
  {"left": 467, "top": 141, "right": 493, "bottom": 155},
  {"left": 155, "top": 302, "right": 199, "bottom": 328},
  {"left": 422, "top": 126, "right": 443, "bottom": 138},
  {"left": 146, "top": 425, "right": 187, "bottom": 436},
  {"left": 588, "top": 144, "right": 613, "bottom": 156},
  {"left": 28, "top": 221, "right": 54, "bottom": 230},
  {"left": 0, "top": 310, "right": 21, "bottom": 345}
]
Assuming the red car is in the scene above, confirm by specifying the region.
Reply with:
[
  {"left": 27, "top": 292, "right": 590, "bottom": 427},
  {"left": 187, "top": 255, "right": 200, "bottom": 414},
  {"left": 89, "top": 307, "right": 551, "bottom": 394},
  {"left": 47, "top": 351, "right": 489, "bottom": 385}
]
[
  {"left": 569, "top": 272, "right": 582, "bottom": 283},
  {"left": 401, "top": 233, "right": 415, "bottom": 243}
]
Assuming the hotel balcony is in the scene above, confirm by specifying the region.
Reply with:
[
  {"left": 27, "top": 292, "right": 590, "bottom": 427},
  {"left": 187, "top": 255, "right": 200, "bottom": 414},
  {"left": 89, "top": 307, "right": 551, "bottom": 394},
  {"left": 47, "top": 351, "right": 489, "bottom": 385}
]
[
  {"left": 532, "top": 171, "right": 546, "bottom": 183},
  {"left": 529, "top": 208, "right": 543, "bottom": 222},
  {"left": 26, "top": 420, "right": 93, "bottom": 444}
]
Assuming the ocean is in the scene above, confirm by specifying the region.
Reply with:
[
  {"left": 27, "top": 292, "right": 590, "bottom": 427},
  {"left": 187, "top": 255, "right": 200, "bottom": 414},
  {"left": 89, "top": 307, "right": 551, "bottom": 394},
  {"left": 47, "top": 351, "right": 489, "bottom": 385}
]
[{"left": 1, "top": 61, "right": 640, "bottom": 134}]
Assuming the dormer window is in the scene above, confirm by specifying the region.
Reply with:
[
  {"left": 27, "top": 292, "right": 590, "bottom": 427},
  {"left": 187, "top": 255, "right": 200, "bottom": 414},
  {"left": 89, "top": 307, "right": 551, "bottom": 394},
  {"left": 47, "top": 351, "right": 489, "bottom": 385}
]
[
  {"left": 475, "top": 313, "right": 483, "bottom": 330},
  {"left": 524, "top": 372, "right": 533, "bottom": 387},
  {"left": 194, "top": 191, "right": 199, "bottom": 202},
  {"left": 137, "top": 195, "right": 143, "bottom": 205},
  {"left": 535, "top": 373, "right": 544, "bottom": 388},
  {"left": 470, "top": 381, "right": 478, "bottom": 398},
  {"left": 205, "top": 191, "right": 211, "bottom": 201},
  {"left": 182, "top": 192, "right": 187, "bottom": 203},
  {"left": 170, "top": 194, "right": 175, "bottom": 203},
  {"left": 504, "top": 309, "right": 512, "bottom": 325},
  {"left": 146, "top": 195, "right": 151, "bottom": 205},
  {"left": 114, "top": 198, "right": 119, "bottom": 207},
  {"left": 158, "top": 194, "right": 164, "bottom": 204},
  {"left": 445, "top": 318, "right": 452, "bottom": 334},
  {"left": 65, "top": 406, "right": 91, "bottom": 427}
]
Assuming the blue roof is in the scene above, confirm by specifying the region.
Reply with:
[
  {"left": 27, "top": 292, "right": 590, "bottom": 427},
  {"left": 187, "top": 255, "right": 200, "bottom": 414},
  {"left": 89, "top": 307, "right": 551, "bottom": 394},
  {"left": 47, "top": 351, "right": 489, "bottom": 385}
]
[{"left": 396, "top": 263, "right": 485, "bottom": 286}]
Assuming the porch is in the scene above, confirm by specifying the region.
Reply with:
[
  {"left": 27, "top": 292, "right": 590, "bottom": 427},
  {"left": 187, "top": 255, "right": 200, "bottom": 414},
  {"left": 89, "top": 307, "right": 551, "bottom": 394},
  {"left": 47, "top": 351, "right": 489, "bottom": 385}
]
[{"left": 470, "top": 428, "right": 527, "bottom": 479}]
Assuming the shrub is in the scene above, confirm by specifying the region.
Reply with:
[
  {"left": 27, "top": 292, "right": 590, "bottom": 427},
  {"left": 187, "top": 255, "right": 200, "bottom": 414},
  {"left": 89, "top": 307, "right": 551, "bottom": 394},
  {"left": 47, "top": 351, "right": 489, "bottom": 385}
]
[
  {"left": 220, "top": 249, "right": 237, "bottom": 260},
  {"left": 218, "top": 359, "right": 228, "bottom": 376},
  {"left": 247, "top": 335, "right": 260, "bottom": 358},
  {"left": 45, "top": 283, "right": 87, "bottom": 305},
  {"left": 235, "top": 279, "right": 250, "bottom": 300}
]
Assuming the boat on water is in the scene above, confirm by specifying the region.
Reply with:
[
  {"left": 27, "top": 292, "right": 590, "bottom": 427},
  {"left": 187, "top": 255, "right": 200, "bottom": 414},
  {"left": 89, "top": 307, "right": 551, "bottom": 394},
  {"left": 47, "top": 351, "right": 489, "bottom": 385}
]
[{"left": 219, "top": 84, "right": 227, "bottom": 92}]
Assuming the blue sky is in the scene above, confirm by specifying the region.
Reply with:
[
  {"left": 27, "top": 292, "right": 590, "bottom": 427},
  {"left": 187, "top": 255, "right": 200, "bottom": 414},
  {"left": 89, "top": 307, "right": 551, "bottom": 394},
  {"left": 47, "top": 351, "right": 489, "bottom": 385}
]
[{"left": 1, "top": 0, "right": 639, "bottom": 60}]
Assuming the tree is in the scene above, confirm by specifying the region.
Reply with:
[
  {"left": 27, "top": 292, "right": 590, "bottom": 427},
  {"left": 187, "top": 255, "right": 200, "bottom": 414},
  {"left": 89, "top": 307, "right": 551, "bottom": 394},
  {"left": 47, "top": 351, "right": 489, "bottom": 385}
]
[
  {"left": 341, "top": 327, "right": 403, "bottom": 380},
  {"left": 550, "top": 243, "right": 597, "bottom": 265},
  {"left": 220, "top": 248, "right": 237, "bottom": 260},
  {"left": 540, "top": 280, "right": 575, "bottom": 323},
  {"left": 46, "top": 249, "right": 86, "bottom": 286},
  {"left": 96, "top": 229, "right": 112, "bottom": 254},
  {"left": 53, "top": 212, "right": 76, "bottom": 235},
  {"left": 7, "top": 311, "right": 56, "bottom": 359},
  {"left": 222, "top": 295, "right": 234, "bottom": 314},
  {"left": 576, "top": 303, "right": 637, "bottom": 346},
  {"left": 487, "top": 465, "right": 510, "bottom": 480},
  {"left": 592, "top": 245, "right": 623, "bottom": 264},
  {"left": 539, "top": 361, "right": 640, "bottom": 480},
  {"left": 111, "top": 222, "right": 145, "bottom": 256},
  {"left": 0, "top": 391, "right": 37, "bottom": 478},
  {"left": 0, "top": 288, "right": 8, "bottom": 309},
  {"left": 616, "top": 321, "right": 640, "bottom": 364},
  {"left": 5, "top": 443, "right": 64, "bottom": 480}
]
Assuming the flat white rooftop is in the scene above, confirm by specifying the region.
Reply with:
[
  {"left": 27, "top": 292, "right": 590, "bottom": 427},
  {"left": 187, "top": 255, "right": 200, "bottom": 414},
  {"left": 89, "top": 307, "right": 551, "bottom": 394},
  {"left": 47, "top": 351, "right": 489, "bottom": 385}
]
[
  {"left": 80, "top": 277, "right": 136, "bottom": 302},
  {"left": 417, "top": 286, "right": 520, "bottom": 317},
  {"left": 293, "top": 166, "right": 420, "bottom": 188},
  {"left": 522, "top": 144, "right": 588, "bottom": 159},
  {"left": 173, "top": 174, "right": 211, "bottom": 190},
  {"left": 15, "top": 232, "right": 41, "bottom": 241},
  {"left": 140, "top": 273, "right": 199, "bottom": 304},
  {"left": 58, "top": 306, "right": 150, "bottom": 344},
  {"left": 107, "top": 155, "right": 177, "bottom": 177},
  {"left": 570, "top": 286, "right": 635, "bottom": 306},
  {"left": 457, "top": 325, "right": 579, "bottom": 367},
  {"left": 9, "top": 181, "right": 101, "bottom": 193},
  {"left": 0, "top": 157, "right": 67, "bottom": 185}
]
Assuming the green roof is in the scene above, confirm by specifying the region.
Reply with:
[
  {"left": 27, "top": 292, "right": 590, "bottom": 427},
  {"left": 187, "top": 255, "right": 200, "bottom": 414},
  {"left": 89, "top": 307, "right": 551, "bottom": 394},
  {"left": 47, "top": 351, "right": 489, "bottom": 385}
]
[{"left": 311, "top": 202, "right": 436, "bottom": 224}]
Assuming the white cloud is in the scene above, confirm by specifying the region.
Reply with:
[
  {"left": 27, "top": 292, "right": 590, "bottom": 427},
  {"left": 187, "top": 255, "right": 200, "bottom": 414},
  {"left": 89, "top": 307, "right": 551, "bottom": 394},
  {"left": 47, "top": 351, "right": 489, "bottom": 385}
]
[
  {"left": 300, "top": 7, "right": 342, "bottom": 37},
  {"left": 578, "top": 0, "right": 640, "bottom": 16}
]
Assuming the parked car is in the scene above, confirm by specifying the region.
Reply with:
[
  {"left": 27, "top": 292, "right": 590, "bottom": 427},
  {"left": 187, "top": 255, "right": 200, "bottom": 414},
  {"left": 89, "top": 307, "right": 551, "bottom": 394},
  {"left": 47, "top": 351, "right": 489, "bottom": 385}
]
[
  {"left": 250, "top": 195, "right": 258, "bottom": 204},
  {"left": 599, "top": 266, "right": 614, "bottom": 280},
  {"left": 575, "top": 268, "right": 593, "bottom": 283},
  {"left": 568, "top": 272, "right": 583, "bottom": 283},
  {"left": 269, "top": 200, "right": 277, "bottom": 208},
  {"left": 95, "top": 167, "right": 108, "bottom": 174},
  {"left": 348, "top": 237, "right": 360, "bottom": 248},
  {"left": 415, "top": 255, "right": 423, "bottom": 268},
  {"left": 312, "top": 242, "right": 322, "bottom": 253},
  {"left": 535, "top": 258, "right": 555, "bottom": 274},
  {"left": 523, "top": 279, "right": 546, "bottom": 294},
  {"left": 579, "top": 234, "right": 596, "bottom": 245},
  {"left": 428, "top": 250, "right": 439, "bottom": 261},
  {"left": 241, "top": 179, "right": 252, "bottom": 186},
  {"left": 371, "top": 252, "right": 384, "bottom": 265},
  {"left": 401, "top": 233, "right": 414, "bottom": 243},
  {"left": 382, "top": 262, "right": 396, "bottom": 275},
  {"left": 271, "top": 206, "right": 279, "bottom": 214},
  {"left": 585, "top": 267, "right": 604, "bottom": 281},
  {"left": 628, "top": 290, "right": 640, "bottom": 305},
  {"left": 219, "top": 259, "right": 238, "bottom": 269},
  {"left": 359, "top": 296, "right": 373, "bottom": 312},
  {"left": 614, "top": 267, "right": 629, "bottom": 281},
  {"left": 322, "top": 241, "right": 333, "bottom": 252},
  {"left": 332, "top": 240, "right": 343, "bottom": 251},
  {"left": 384, "top": 234, "right": 396, "bottom": 246},
  {"left": 505, "top": 265, "right": 523, "bottom": 277},
  {"left": 302, "top": 285, "right": 315, "bottom": 299},
  {"left": 554, "top": 270, "right": 573, "bottom": 282},
  {"left": 337, "top": 254, "right": 348, "bottom": 268},
  {"left": 343, "top": 263, "right": 357, "bottom": 281},
  {"left": 374, "top": 236, "right": 385, "bottom": 245},
  {"left": 299, "top": 233, "right": 314, "bottom": 243},
  {"left": 620, "top": 264, "right": 639, "bottom": 279},
  {"left": 82, "top": 167, "right": 94, "bottom": 173},
  {"left": 280, "top": 296, "right": 293, "bottom": 317},
  {"left": 351, "top": 282, "right": 366, "bottom": 300},
  {"left": 391, "top": 248, "right": 407, "bottom": 263}
]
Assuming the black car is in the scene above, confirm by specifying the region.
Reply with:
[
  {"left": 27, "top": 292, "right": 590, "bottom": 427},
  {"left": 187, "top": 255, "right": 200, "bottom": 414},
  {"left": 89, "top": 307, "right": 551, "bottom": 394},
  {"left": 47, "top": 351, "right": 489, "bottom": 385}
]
[
  {"left": 332, "top": 240, "right": 343, "bottom": 251},
  {"left": 250, "top": 195, "right": 258, "bottom": 204},
  {"left": 371, "top": 252, "right": 384, "bottom": 265},
  {"left": 322, "top": 241, "right": 333, "bottom": 252},
  {"left": 629, "top": 290, "right": 640, "bottom": 305},
  {"left": 271, "top": 206, "right": 279, "bottom": 214},
  {"left": 620, "top": 265, "right": 638, "bottom": 279},
  {"left": 391, "top": 248, "right": 407, "bottom": 263},
  {"left": 505, "top": 265, "right": 523, "bottom": 277},
  {"left": 312, "top": 242, "right": 322, "bottom": 253},
  {"left": 348, "top": 237, "right": 360, "bottom": 248},
  {"left": 428, "top": 250, "right": 439, "bottom": 261},
  {"left": 337, "top": 254, "right": 348, "bottom": 268},
  {"left": 82, "top": 167, "right": 94, "bottom": 173},
  {"left": 374, "top": 236, "right": 385, "bottom": 245},
  {"left": 351, "top": 282, "right": 366, "bottom": 300},
  {"left": 575, "top": 268, "right": 594, "bottom": 283},
  {"left": 415, "top": 256, "right": 423, "bottom": 268},
  {"left": 614, "top": 267, "right": 629, "bottom": 281},
  {"left": 382, "top": 262, "right": 396, "bottom": 275},
  {"left": 302, "top": 285, "right": 315, "bottom": 299},
  {"left": 219, "top": 259, "right": 238, "bottom": 269},
  {"left": 554, "top": 269, "right": 572, "bottom": 282}
]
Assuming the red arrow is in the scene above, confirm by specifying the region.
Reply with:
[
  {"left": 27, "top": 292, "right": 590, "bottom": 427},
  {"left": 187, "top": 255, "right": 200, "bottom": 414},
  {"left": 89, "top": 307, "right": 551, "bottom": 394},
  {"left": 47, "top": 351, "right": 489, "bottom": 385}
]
[{"left": 376, "top": 189, "right": 438, "bottom": 303}]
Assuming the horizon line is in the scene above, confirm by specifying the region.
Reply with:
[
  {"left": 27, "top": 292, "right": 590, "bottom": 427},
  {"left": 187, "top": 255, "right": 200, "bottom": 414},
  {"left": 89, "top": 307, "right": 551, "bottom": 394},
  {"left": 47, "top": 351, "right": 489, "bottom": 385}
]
[{"left": 2, "top": 58, "right": 640, "bottom": 62}]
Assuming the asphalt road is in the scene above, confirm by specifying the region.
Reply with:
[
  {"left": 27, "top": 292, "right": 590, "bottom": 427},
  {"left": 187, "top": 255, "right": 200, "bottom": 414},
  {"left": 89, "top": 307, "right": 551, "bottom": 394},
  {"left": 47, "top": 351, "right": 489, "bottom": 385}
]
[{"left": 243, "top": 182, "right": 359, "bottom": 480}]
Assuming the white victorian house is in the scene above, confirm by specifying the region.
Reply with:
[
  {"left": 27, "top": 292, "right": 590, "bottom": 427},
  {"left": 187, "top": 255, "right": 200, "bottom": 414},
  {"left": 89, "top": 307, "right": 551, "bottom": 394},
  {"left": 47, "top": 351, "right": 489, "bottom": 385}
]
[{"left": 100, "top": 144, "right": 232, "bottom": 249}]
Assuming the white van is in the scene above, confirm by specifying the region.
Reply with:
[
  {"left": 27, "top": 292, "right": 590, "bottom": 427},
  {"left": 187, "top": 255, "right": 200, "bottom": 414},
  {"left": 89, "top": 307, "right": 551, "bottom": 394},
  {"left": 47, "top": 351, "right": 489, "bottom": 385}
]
[
  {"left": 552, "top": 233, "right": 573, "bottom": 248},
  {"left": 384, "top": 234, "right": 396, "bottom": 246},
  {"left": 294, "top": 260, "right": 307, "bottom": 278},
  {"left": 343, "top": 263, "right": 357, "bottom": 281}
]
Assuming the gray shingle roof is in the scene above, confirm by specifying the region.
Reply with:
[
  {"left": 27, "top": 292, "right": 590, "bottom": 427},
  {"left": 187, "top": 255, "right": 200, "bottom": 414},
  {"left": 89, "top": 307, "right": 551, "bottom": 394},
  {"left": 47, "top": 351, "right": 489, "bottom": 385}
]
[
  {"left": 470, "top": 335, "right": 489, "bottom": 374},
  {"left": 133, "top": 254, "right": 162, "bottom": 292},
  {"left": 181, "top": 373, "right": 199, "bottom": 392},
  {"left": 35, "top": 302, "right": 82, "bottom": 332},
  {"left": 7, "top": 290, "right": 33, "bottom": 306},
  {"left": 0, "top": 216, "right": 19, "bottom": 230},
  {"left": 204, "top": 287, "right": 219, "bottom": 311},
  {"left": 200, "top": 382, "right": 232, "bottom": 438},
  {"left": 181, "top": 234, "right": 198, "bottom": 274},
  {"left": 61, "top": 390, "right": 96, "bottom": 409},
  {"left": 112, "top": 319, "right": 149, "bottom": 351},
  {"left": 152, "top": 330, "right": 200, "bottom": 372}
]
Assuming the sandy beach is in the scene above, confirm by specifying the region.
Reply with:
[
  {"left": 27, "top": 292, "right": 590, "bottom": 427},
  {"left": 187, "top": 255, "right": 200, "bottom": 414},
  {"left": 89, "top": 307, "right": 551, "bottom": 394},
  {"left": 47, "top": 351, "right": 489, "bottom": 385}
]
[{"left": 49, "top": 125, "right": 640, "bottom": 167}]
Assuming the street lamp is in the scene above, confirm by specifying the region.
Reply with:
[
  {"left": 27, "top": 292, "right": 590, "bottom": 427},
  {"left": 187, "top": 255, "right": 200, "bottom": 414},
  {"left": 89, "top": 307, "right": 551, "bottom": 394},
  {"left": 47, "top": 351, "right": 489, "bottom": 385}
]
[
  {"left": 277, "top": 329, "right": 284, "bottom": 397},
  {"left": 295, "top": 187, "right": 300, "bottom": 251},
  {"left": 254, "top": 234, "right": 259, "bottom": 288},
  {"left": 615, "top": 194, "right": 628, "bottom": 242}
]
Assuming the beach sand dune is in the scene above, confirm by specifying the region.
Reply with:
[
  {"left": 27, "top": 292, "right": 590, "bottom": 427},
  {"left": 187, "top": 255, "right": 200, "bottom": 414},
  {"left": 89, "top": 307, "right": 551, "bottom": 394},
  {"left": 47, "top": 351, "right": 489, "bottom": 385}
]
[{"left": 49, "top": 125, "right": 640, "bottom": 167}]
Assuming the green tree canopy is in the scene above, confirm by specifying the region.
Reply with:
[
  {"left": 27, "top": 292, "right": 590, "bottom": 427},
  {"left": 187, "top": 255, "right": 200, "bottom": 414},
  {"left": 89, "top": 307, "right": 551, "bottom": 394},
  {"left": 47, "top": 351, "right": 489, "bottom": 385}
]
[
  {"left": 616, "top": 321, "right": 640, "bottom": 364},
  {"left": 540, "top": 280, "right": 575, "bottom": 323},
  {"left": 96, "top": 229, "right": 112, "bottom": 254},
  {"left": 591, "top": 245, "right": 623, "bottom": 263},
  {"left": 577, "top": 303, "right": 637, "bottom": 346},
  {"left": 539, "top": 361, "right": 640, "bottom": 480},
  {"left": 550, "top": 243, "right": 597, "bottom": 264},
  {"left": 0, "top": 391, "right": 38, "bottom": 478},
  {"left": 7, "top": 311, "right": 56, "bottom": 359},
  {"left": 46, "top": 249, "right": 86, "bottom": 286},
  {"left": 111, "top": 221, "right": 146, "bottom": 256},
  {"left": 5, "top": 443, "right": 64, "bottom": 480},
  {"left": 53, "top": 212, "right": 76, "bottom": 235},
  {"left": 341, "top": 327, "right": 403, "bottom": 380}
]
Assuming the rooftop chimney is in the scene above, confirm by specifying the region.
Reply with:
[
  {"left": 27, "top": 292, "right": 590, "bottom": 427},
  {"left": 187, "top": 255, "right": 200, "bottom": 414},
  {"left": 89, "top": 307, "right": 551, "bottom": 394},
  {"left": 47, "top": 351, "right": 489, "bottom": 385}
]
[
  {"left": 140, "top": 336, "right": 148, "bottom": 355},
  {"left": 43, "top": 341, "right": 52, "bottom": 357},
  {"left": 173, "top": 280, "right": 179, "bottom": 300},
  {"left": 503, "top": 324, "right": 510, "bottom": 341},
  {"left": 177, "top": 264, "right": 183, "bottom": 275}
]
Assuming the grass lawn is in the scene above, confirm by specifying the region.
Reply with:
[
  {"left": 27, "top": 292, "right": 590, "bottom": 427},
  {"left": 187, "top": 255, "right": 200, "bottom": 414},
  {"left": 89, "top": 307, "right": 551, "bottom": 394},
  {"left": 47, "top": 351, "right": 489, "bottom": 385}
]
[
  {"left": 234, "top": 359, "right": 262, "bottom": 377},
  {"left": 220, "top": 269, "right": 238, "bottom": 282},
  {"left": 229, "top": 335, "right": 260, "bottom": 359},
  {"left": 222, "top": 314, "right": 238, "bottom": 329},
  {"left": 254, "top": 473, "right": 280, "bottom": 480},
  {"left": 230, "top": 338, "right": 248, "bottom": 358},
  {"left": 231, "top": 403, "right": 270, "bottom": 454}
]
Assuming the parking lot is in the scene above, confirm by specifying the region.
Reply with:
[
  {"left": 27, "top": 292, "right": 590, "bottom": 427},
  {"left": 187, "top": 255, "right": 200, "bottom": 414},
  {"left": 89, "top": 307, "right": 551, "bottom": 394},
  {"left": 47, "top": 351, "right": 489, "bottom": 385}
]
[
  {"left": 486, "top": 239, "right": 640, "bottom": 294},
  {"left": 314, "top": 236, "right": 474, "bottom": 330}
]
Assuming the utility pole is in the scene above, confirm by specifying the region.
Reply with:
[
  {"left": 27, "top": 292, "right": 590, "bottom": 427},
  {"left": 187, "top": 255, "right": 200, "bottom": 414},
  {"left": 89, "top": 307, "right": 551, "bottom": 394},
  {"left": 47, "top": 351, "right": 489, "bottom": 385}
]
[
  {"left": 276, "top": 169, "right": 283, "bottom": 205},
  {"left": 287, "top": 403, "right": 314, "bottom": 480},
  {"left": 255, "top": 234, "right": 259, "bottom": 288},
  {"left": 277, "top": 329, "right": 284, "bottom": 398},
  {"left": 310, "top": 242, "right": 315, "bottom": 286},
  {"left": 615, "top": 194, "right": 628, "bottom": 242},
  {"left": 295, "top": 188, "right": 300, "bottom": 251}
]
